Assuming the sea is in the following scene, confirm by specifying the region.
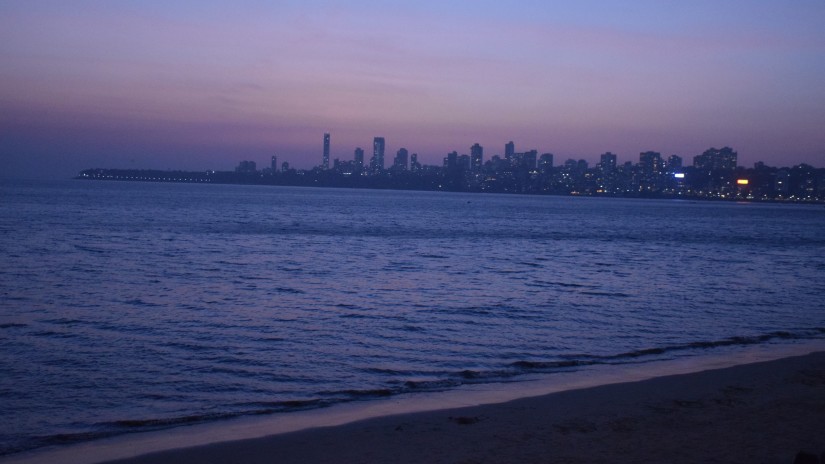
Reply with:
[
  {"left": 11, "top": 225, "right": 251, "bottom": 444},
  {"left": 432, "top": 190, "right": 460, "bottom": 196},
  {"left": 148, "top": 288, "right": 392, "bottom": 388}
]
[{"left": 1, "top": 179, "right": 824, "bottom": 457}]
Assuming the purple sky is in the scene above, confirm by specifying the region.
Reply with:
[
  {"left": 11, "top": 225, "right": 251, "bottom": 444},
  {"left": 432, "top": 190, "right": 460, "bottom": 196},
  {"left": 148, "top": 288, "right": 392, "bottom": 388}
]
[{"left": 2, "top": 1, "right": 825, "bottom": 178}]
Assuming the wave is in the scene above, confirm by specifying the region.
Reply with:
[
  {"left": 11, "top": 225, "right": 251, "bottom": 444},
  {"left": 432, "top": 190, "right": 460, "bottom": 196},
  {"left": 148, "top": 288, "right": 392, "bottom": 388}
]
[
  {"left": 195, "top": 222, "right": 825, "bottom": 248},
  {"left": 122, "top": 298, "right": 163, "bottom": 308},
  {"left": 0, "top": 322, "right": 27, "bottom": 329},
  {"left": 4, "top": 327, "right": 823, "bottom": 457},
  {"left": 579, "top": 291, "right": 631, "bottom": 298},
  {"left": 272, "top": 287, "right": 305, "bottom": 294},
  {"left": 509, "top": 329, "right": 825, "bottom": 371}
]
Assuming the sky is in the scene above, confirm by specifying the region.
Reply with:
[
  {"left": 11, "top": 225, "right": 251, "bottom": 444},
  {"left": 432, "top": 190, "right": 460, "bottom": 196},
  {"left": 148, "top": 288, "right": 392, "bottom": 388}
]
[{"left": 2, "top": 1, "right": 825, "bottom": 178}]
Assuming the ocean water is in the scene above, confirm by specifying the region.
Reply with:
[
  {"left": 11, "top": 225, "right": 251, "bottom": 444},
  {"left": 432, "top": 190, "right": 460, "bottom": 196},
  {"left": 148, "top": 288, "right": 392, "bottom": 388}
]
[{"left": 1, "top": 179, "right": 824, "bottom": 456}]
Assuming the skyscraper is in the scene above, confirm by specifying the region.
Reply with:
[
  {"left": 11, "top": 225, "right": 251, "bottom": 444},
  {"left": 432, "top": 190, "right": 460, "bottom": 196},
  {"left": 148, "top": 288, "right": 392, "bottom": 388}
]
[
  {"left": 393, "top": 148, "right": 408, "bottom": 170},
  {"left": 505, "top": 141, "right": 515, "bottom": 164},
  {"left": 271, "top": 154, "right": 278, "bottom": 172},
  {"left": 598, "top": 152, "right": 617, "bottom": 193},
  {"left": 599, "top": 152, "right": 617, "bottom": 173},
  {"left": 372, "top": 137, "right": 385, "bottom": 172},
  {"left": 444, "top": 151, "right": 458, "bottom": 169},
  {"left": 470, "top": 143, "right": 483, "bottom": 172},
  {"left": 522, "top": 150, "right": 537, "bottom": 170},
  {"left": 639, "top": 151, "right": 662, "bottom": 192},
  {"left": 354, "top": 147, "right": 364, "bottom": 172},
  {"left": 322, "top": 133, "right": 330, "bottom": 170}
]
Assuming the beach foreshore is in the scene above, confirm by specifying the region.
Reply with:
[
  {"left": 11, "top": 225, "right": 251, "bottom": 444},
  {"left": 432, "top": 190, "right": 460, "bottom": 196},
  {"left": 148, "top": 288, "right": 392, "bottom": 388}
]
[{"left": 6, "top": 344, "right": 825, "bottom": 464}]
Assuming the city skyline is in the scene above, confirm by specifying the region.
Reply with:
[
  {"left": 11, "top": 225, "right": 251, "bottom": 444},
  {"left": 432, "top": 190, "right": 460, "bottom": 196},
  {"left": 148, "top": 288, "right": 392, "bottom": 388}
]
[
  {"left": 289, "top": 133, "right": 822, "bottom": 173},
  {"left": 79, "top": 141, "right": 825, "bottom": 203},
  {"left": 2, "top": 1, "right": 825, "bottom": 179}
]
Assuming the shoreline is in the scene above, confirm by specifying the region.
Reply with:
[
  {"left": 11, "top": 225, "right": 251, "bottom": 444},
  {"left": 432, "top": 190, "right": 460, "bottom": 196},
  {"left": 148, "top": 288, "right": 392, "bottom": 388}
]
[
  {"left": 72, "top": 174, "right": 825, "bottom": 205},
  {"left": 5, "top": 340, "right": 825, "bottom": 464}
]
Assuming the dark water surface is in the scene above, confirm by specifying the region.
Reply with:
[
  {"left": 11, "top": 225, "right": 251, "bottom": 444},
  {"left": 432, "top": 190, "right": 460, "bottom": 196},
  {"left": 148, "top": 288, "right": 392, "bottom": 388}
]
[{"left": 1, "top": 179, "right": 824, "bottom": 455}]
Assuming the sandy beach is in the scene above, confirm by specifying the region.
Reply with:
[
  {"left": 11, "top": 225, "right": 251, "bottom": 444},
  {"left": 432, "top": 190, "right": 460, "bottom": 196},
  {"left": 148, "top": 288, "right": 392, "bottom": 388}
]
[
  {"left": 5, "top": 349, "right": 824, "bottom": 464},
  {"left": 85, "top": 350, "right": 825, "bottom": 464}
]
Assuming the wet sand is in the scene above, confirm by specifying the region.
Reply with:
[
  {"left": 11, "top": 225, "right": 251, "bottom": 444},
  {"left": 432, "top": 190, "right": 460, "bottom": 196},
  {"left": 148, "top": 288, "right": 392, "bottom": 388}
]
[{"left": 96, "top": 351, "right": 825, "bottom": 464}]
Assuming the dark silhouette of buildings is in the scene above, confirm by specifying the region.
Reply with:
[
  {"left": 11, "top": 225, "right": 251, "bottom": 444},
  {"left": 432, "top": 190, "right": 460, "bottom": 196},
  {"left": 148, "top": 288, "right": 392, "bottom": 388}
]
[
  {"left": 638, "top": 151, "right": 662, "bottom": 192},
  {"left": 600, "top": 152, "right": 617, "bottom": 172},
  {"left": 471, "top": 143, "right": 483, "bottom": 172},
  {"left": 393, "top": 148, "right": 409, "bottom": 171},
  {"left": 77, "top": 135, "right": 825, "bottom": 203},
  {"left": 505, "top": 141, "right": 515, "bottom": 162},
  {"left": 694, "top": 147, "right": 737, "bottom": 171},
  {"left": 539, "top": 153, "right": 554, "bottom": 173},
  {"left": 235, "top": 160, "right": 256, "bottom": 173},
  {"left": 354, "top": 147, "right": 364, "bottom": 172},
  {"left": 410, "top": 153, "right": 421, "bottom": 172}
]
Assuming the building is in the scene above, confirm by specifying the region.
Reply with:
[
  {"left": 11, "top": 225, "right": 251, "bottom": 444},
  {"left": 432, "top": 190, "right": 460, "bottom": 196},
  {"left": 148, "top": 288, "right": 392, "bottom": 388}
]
[
  {"left": 410, "top": 153, "right": 420, "bottom": 172},
  {"left": 372, "top": 137, "right": 385, "bottom": 172},
  {"left": 354, "top": 148, "right": 364, "bottom": 172},
  {"left": 470, "top": 143, "right": 483, "bottom": 172},
  {"left": 597, "top": 153, "right": 618, "bottom": 193},
  {"left": 639, "top": 151, "right": 662, "bottom": 175},
  {"left": 235, "top": 160, "right": 256, "bottom": 173},
  {"left": 639, "top": 151, "right": 662, "bottom": 192},
  {"left": 520, "top": 150, "right": 537, "bottom": 170},
  {"left": 271, "top": 155, "right": 278, "bottom": 172},
  {"left": 458, "top": 154, "right": 471, "bottom": 171},
  {"left": 393, "top": 148, "right": 409, "bottom": 170},
  {"left": 505, "top": 141, "right": 515, "bottom": 165},
  {"left": 323, "top": 133, "right": 330, "bottom": 170},
  {"left": 599, "top": 152, "right": 617, "bottom": 173},
  {"left": 775, "top": 169, "right": 790, "bottom": 194},
  {"left": 444, "top": 151, "right": 458, "bottom": 169},
  {"left": 538, "top": 153, "right": 554, "bottom": 173},
  {"left": 667, "top": 155, "right": 683, "bottom": 171},
  {"left": 693, "top": 147, "right": 737, "bottom": 171},
  {"left": 334, "top": 159, "right": 356, "bottom": 176}
]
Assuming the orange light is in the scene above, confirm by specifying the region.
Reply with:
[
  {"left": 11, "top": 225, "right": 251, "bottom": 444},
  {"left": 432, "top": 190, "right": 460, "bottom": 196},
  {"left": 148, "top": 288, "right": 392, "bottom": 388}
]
[{"left": 737, "top": 179, "right": 749, "bottom": 185}]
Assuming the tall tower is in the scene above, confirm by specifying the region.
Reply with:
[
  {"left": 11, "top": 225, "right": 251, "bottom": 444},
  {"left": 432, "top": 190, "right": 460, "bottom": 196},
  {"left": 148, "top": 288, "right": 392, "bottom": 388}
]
[
  {"left": 372, "top": 137, "right": 385, "bottom": 172},
  {"left": 470, "top": 143, "right": 483, "bottom": 172},
  {"left": 505, "top": 141, "right": 515, "bottom": 163},
  {"left": 323, "top": 133, "right": 330, "bottom": 169},
  {"left": 354, "top": 147, "right": 364, "bottom": 172},
  {"left": 271, "top": 154, "right": 278, "bottom": 172}
]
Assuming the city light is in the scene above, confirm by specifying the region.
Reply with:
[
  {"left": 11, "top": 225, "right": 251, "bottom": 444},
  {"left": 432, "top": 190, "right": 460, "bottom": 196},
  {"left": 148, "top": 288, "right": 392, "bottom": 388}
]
[{"left": 75, "top": 142, "right": 825, "bottom": 203}]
